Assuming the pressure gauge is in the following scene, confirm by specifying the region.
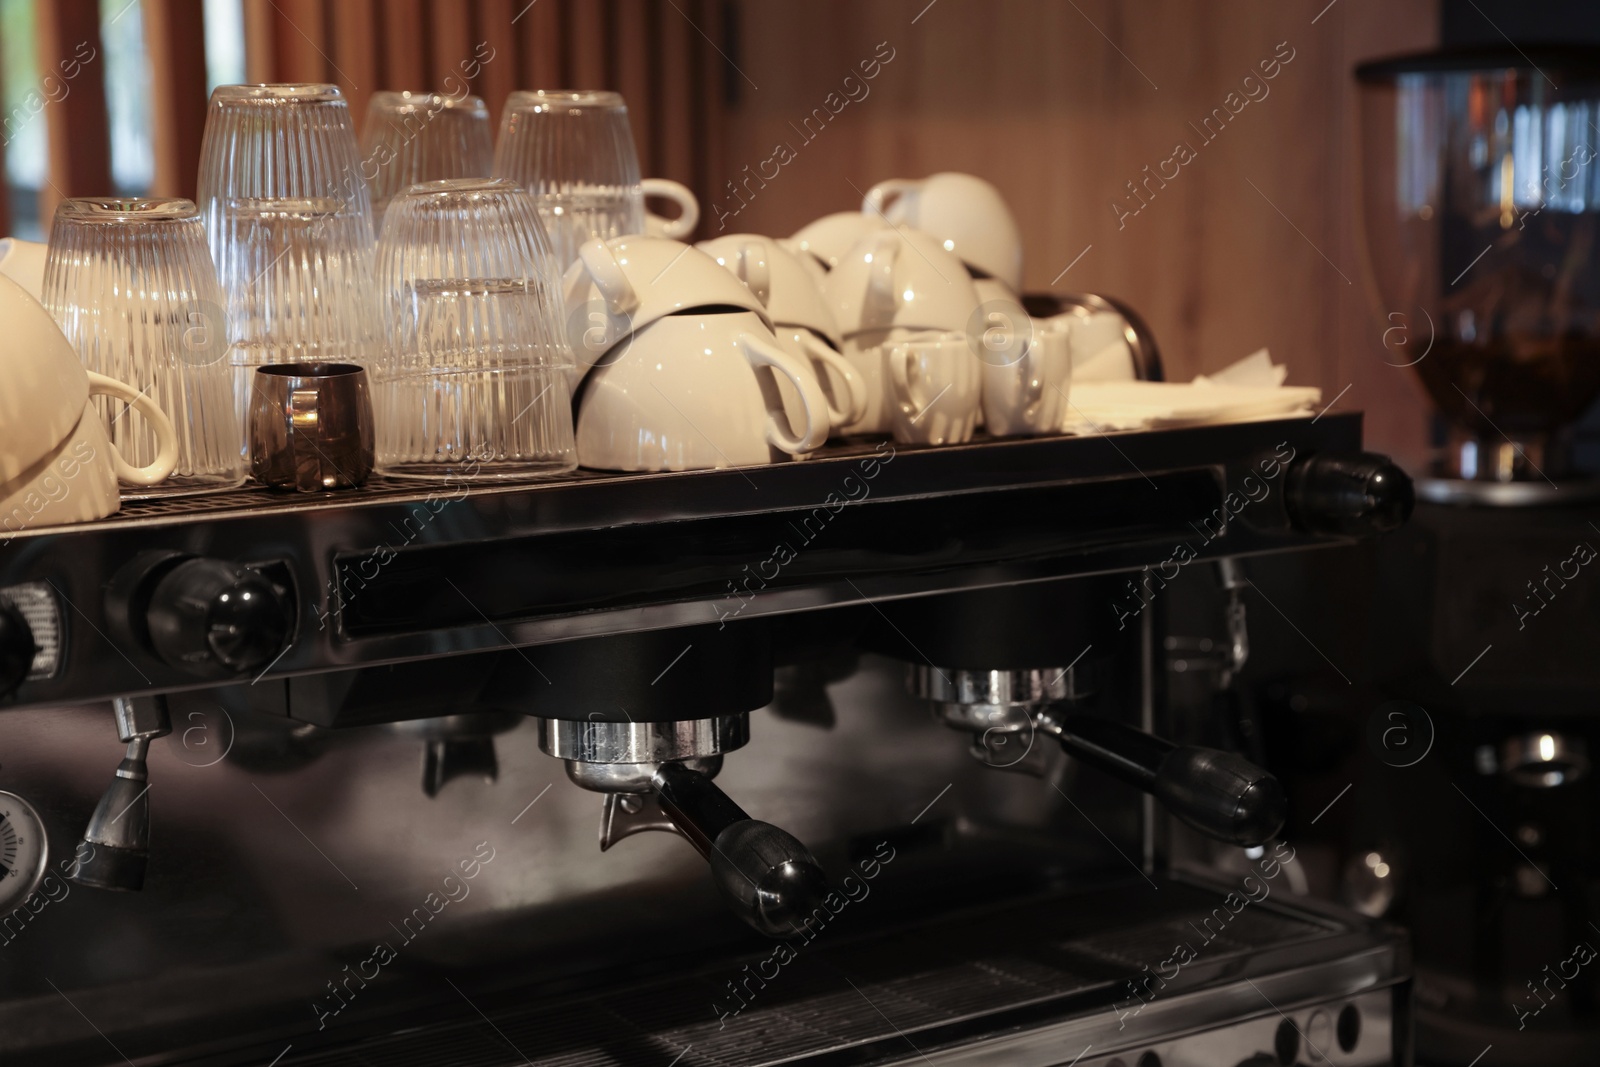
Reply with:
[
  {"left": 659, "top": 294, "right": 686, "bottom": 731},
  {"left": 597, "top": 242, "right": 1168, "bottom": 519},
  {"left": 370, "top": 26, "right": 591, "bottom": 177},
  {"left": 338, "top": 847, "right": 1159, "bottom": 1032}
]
[{"left": 0, "top": 791, "right": 48, "bottom": 913}]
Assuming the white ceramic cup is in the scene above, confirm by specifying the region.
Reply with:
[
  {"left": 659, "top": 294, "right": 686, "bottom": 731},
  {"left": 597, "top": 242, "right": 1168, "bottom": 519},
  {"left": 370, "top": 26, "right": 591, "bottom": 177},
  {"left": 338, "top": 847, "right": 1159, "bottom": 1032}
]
[
  {"left": 789, "top": 211, "right": 889, "bottom": 273},
  {"left": 0, "top": 273, "right": 176, "bottom": 493},
  {"left": 981, "top": 328, "right": 1071, "bottom": 437},
  {"left": 824, "top": 228, "right": 981, "bottom": 339},
  {"left": 563, "top": 236, "right": 772, "bottom": 377},
  {"left": 576, "top": 311, "right": 830, "bottom": 471},
  {"left": 698, "top": 234, "right": 867, "bottom": 435},
  {"left": 862, "top": 172, "right": 1023, "bottom": 293},
  {"left": 886, "top": 330, "right": 981, "bottom": 446},
  {"left": 0, "top": 374, "right": 180, "bottom": 533},
  {"left": 0, "top": 238, "right": 47, "bottom": 301}
]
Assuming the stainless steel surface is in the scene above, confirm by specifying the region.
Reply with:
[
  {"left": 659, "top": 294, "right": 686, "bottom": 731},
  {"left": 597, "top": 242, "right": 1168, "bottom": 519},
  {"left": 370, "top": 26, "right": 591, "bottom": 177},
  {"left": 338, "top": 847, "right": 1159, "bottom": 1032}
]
[
  {"left": 112, "top": 695, "right": 172, "bottom": 742},
  {"left": 565, "top": 754, "right": 722, "bottom": 793},
  {"left": 1415, "top": 474, "right": 1600, "bottom": 507},
  {"left": 538, "top": 715, "right": 750, "bottom": 764},
  {"left": 909, "top": 666, "right": 1088, "bottom": 711},
  {"left": 1054, "top": 291, "right": 1165, "bottom": 383},
  {"left": 0, "top": 417, "right": 1365, "bottom": 712}
]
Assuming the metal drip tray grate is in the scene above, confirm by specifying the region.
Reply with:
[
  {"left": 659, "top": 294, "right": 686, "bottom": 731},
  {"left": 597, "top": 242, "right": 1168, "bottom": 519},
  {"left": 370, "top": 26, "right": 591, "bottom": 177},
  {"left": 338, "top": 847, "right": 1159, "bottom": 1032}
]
[{"left": 257, "top": 882, "right": 1350, "bottom": 1067}]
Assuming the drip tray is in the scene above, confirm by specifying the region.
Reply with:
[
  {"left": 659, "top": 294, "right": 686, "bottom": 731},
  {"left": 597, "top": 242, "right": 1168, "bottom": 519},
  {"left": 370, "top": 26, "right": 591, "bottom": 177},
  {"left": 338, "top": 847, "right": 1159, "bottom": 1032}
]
[{"left": 177, "top": 877, "right": 1403, "bottom": 1067}]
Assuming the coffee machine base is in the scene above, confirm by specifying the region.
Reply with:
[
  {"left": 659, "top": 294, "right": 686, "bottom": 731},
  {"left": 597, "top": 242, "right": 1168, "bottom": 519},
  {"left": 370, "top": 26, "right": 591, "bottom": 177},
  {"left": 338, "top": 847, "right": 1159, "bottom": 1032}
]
[{"left": 119, "top": 874, "right": 1404, "bottom": 1067}]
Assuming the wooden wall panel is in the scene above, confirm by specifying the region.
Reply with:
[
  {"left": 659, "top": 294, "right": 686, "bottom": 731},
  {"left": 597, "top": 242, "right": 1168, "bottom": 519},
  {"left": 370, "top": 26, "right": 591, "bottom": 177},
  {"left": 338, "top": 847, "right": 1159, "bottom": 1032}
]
[
  {"left": 517, "top": 0, "right": 565, "bottom": 88},
  {"left": 269, "top": 0, "right": 330, "bottom": 83},
  {"left": 380, "top": 0, "right": 430, "bottom": 90},
  {"left": 330, "top": 0, "right": 381, "bottom": 122},
  {"left": 428, "top": 0, "right": 475, "bottom": 90},
  {"left": 143, "top": 0, "right": 210, "bottom": 201},
  {"left": 475, "top": 0, "right": 519, "bottom": 127},
  {"left": 36, "top": 0, "right": 112, "bottom": 221},
  {"left": 566, "top": 0, "right": 609, "bottom": 89},
  {"left": 720, "top": 0, "right": 1439, "bottom": 468}
]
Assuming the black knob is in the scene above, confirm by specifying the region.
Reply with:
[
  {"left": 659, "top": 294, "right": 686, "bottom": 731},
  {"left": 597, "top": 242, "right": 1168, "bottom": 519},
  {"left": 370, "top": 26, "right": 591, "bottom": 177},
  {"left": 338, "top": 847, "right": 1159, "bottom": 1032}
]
[
  {"left": 1285, "top": 451, "right": 1414, "bottom": 536},
  {"left": 0, "top": 599, "right": 35, "bottom": 700},
  {"left": 146, "top": 559, "right": 291, "bottom": 678}
]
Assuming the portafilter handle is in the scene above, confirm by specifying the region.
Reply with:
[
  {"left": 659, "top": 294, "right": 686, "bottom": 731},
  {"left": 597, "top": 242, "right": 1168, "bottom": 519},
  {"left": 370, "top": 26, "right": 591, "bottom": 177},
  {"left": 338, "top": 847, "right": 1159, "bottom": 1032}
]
[
  {"left": 1037, "top": 711, "right": 1286, "bottom": 847},
  {"left": 651, "top": 762, "right": 832, "bottom": 938}
]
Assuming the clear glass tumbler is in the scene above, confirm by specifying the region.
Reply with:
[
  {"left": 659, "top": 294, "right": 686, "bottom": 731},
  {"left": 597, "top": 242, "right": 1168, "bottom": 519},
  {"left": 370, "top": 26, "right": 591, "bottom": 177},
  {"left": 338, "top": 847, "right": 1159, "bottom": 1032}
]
[
  {"left": 197, "top": 83, "right": 379, "bottom": 444},
  {"left": 374, "top": 177, "right": 576, "bottom": 479},
  {"left": 42, "top": 198, "right": 245, "bottom": 496},
  {"left": 360, "top": 91, "right": 494, "bottom": 225},
  {"left": 492, "top": 90, "right": 698, "bottom": 269}
]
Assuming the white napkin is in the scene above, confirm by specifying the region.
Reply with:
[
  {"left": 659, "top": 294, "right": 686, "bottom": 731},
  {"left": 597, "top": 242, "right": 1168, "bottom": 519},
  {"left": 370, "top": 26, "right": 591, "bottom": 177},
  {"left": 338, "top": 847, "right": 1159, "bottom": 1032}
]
[{"left": 1060, "top": 348, "right": 1319, "bottom": 434}]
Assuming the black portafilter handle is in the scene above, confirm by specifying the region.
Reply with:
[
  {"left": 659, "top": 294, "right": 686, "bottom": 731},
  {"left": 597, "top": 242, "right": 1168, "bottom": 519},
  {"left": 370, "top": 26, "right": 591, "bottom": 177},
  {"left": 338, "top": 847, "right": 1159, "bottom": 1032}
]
[
  {"left": 1285, "top": 451, "right": 1414, "bottom": 536},
  {"left": 652, "top": 762, "right": 832, "bottom": 938},
  {"left": 1040, "top": 712, "right": 1286, "bottom": 847}
]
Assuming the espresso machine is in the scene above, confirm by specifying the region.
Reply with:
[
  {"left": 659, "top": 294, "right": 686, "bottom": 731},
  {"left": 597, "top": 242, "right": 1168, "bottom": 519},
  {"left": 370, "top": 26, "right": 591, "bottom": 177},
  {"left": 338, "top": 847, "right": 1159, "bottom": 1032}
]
[
  {"left": 1239, "top": 44, "right": 1600, "bottom": 1066},
  {"left": 0, "top": 410, "right": 1415, "bottom": 1065}
]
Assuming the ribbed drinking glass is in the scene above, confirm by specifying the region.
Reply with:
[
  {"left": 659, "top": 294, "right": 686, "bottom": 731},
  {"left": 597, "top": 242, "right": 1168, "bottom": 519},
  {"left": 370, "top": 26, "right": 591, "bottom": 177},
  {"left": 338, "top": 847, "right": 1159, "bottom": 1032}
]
[
  {"left": 360, "top": 91, "right": 494, "bottom": 224},
  {"left": 374, "top": 177, "right": 576, "bottom": 479},
  {"left": 197, "top": 83, "right": 379, "bottom": 441},
  {"left": 42, "top": 198, "right": 244, "bottom": 497},
  {"left": 492, "top": 90, "right": 698, "bottom": 269}
]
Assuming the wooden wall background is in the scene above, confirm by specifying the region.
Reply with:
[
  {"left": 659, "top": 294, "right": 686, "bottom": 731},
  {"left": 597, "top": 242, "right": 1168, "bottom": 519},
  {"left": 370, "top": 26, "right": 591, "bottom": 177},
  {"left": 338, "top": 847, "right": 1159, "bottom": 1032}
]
[{"left": 717, "top": 0, "right": 1441, "bottom": 469}]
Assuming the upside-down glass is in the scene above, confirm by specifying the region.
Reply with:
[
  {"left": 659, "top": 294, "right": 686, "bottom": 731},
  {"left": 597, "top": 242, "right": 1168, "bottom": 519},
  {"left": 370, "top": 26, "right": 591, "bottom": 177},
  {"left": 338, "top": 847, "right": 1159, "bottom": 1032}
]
[
  {"left": 492, "top": 90, "right": 699, "bottom": 268},
  {"left": 197, "top": 83, "right": 379, "bottom": 442},
  {"left": 41, "top": 198, "right": 245, "bottom": 496},
  {"left": 360, "top": 91, "right": 494, "bottom": 224},
  {"left": 374, "top": 177, "right": 576, "bottom": 479}
]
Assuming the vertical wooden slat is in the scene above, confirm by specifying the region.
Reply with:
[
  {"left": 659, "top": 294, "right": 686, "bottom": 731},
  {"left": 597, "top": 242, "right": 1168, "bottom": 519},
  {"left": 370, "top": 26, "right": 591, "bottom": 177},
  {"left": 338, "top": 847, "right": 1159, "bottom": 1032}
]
[
  {"left": 688, "top": 0, "right": 724, "bottom": 241},
  {"left": 331, "top": 0, "right": 381, "bottom": 121},
  {"left": 654, "top": 0, "right": 696, "bottom": 194},
  {"left": 475, "top": 0, "right": 518, "bottom": 127},
  {"left": 36, "top": 0, "right": 112, "bottom": 222},
  {"left": 613, "top": 0, "right": 653, "bottom": 168},
  {"left": 380, "top": 0, "right": 429, "bottom": 90},
  {"left": 0, "top": 37, "right": 10, "bottom": 236},
  {"left": 271, "top": 0, "right": 329, "bottom": 83},
  {"left": 243, "top": 0, "right": 277, "bottom": 82},
  {"left": 519, "top": 0, "right": 564, "bottom": 88},
  {"left": 566, "top": 0, "right": 608, "bottom": 88},
  {"left": 428, "top": 0, "right": 474, "bottom": 91},
  {"left": 142, "top": 0, "right": 209, "bottom": 201}
]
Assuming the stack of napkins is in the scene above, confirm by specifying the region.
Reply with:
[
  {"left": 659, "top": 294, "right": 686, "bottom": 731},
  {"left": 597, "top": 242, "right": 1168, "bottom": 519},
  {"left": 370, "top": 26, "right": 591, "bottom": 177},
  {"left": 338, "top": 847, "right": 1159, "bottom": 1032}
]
[{"left": 1062, "top": 349, "right": 1320, "bottom": 434}]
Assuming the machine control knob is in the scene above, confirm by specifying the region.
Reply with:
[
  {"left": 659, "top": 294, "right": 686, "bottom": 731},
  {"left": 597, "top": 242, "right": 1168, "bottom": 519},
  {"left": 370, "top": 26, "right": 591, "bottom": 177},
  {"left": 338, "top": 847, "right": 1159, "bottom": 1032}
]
[
  {"left": 1285, "top": 451, "right": 1414, "bottom": 536},
  {"left": 0, "top": 600, "right": 35, "bottom": 700},
  {"left": 146, "top": 558, "right": 291, "bottom": 678}
]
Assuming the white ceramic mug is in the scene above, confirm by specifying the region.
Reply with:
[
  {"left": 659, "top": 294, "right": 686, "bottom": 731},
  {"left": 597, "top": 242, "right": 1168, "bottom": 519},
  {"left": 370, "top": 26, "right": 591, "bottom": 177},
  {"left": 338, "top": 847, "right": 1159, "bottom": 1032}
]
[
  {"left": 886, "top": 330, "right": 981, "bottom": 446},
  {"left": 564, "top": 236, "right": 771, "bottom": 377},
  {"left": 0, "top": 373, "right": 180, "bottom": 533},
  {"left": 0, "top": 273, "right": 175, "bottom": 494},
  {"left": 698, "top": 235, "right": 867, "bottom": 436},
  {"left": 981, "top": 328, "right": 1071, "bottom": 437},
  {"left": 576, "top": 311, "right": 829, "bottom": 471},
  {"left": 789, "top": 211, "right": 889, "bottom": 272},
  {"left": 862, "top": 172, "right": 1023, "bottom": 293},
  {"left": 0, "top": 238, "right": 47, "bottom": 301}
]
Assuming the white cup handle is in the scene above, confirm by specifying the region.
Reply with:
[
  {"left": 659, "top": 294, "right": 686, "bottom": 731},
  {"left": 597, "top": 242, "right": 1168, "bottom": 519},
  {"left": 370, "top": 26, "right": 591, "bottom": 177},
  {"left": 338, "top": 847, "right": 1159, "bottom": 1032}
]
[
  {"left": 641, "top": 178, "right": 700, "bottom": 239},
  {"left": 864, "top": 230, "right": 899, "bottom": 319},
  {"left": 736, "top": 240, "right": 771, "bottom": 308},
  {"left": 739, "top": 332, "right": 829, "bottom": 455},
  {"left": 798, "top": 330, "right": 868, "bottom": 428},
  {"left": 86, "top": 371, "right": 178, "bottom": 486},
  {"left": 888, "top": 342, "right": 927, "bottom": 417},
  {"left": 578, "top": 237, "right": 640, "bottom": 316},
  {"left": 862, "top": 178, "right": 918, "bottom": 220}
]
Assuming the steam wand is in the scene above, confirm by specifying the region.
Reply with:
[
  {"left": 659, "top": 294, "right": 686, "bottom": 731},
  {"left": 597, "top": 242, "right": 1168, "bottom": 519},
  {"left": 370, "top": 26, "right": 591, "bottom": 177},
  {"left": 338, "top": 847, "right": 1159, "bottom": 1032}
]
[{"left": 70, "top": 695, "right": 171, "bottom": 891}]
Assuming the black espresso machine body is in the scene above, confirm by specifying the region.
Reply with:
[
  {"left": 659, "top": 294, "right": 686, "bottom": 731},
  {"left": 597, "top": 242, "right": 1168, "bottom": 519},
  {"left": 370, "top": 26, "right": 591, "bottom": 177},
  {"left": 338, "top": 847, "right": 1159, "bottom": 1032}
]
[{"left": 0, "top": 418, "right": 1415, "bottom": 1066}]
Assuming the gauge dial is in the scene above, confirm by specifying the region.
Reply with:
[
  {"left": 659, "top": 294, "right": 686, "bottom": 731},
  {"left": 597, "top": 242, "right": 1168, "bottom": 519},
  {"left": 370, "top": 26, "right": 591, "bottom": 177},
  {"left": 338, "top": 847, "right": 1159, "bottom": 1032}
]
[{"left": 0, "top": 791, "right": 48, "bottom": 913}]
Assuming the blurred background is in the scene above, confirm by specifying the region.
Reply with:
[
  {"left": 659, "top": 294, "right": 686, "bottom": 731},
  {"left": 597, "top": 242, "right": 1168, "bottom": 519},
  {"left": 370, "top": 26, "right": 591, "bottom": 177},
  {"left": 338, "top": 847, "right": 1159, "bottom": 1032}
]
[{"left": 3, "top": 0, "right": 1599, "bottom": 471}]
